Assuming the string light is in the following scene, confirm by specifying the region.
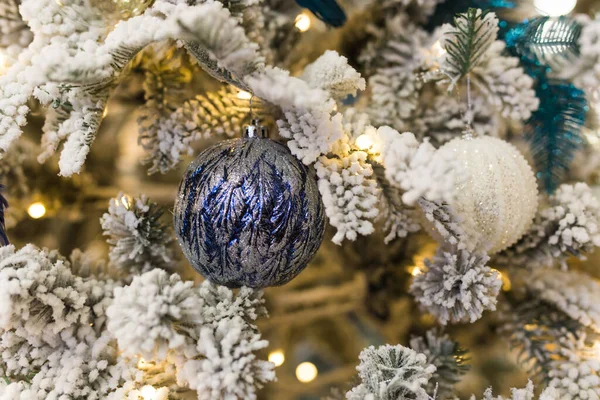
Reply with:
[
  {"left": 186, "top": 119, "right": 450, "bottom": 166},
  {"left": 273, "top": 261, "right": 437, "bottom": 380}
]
[
  {"left": 140, "top": 385, "right": 158, "bottom": 400},
  {"left": 0, "top": 51, "right": 6, "bottom": 72},
  {"left": 492, "top": 269, "right": 512, "bottom": 292},
  {"left": 355, "top": 134, "right": 375, "bottom": 151},
  {"left": 295, "top": 13, "right": 311, "bottom": 32},
  {"left": 120, "top": 194, "right": 132, "bottom": 209},
  {"left": 295, "top": 362, "right": 318, "bottom": 383},
  {"left": 137, "top": 357, "right": 150, "bottom": 369},
  {"left": 534, "top": 0, "right": 577, "bottom": 16},
  {"left": 431, "top": 40, "right": 447, "bottom": 57},
  {"left": 268, "top": 350, "right": 285, "bottom": 367},
  {"left": 27, "top": 202, "right": 47, "bottom": 219},
  {"left": 237, "top": 90, "right": 253, "bottom": 100}
]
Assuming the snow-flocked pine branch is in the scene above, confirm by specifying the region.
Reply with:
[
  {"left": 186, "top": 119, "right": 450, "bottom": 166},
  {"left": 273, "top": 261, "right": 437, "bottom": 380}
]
[
  {"left": 410, "top": 248, "right": 502, "bottom": 325},
  {"left": 100, "top": 193, "right": 175, "bottom": 273}
]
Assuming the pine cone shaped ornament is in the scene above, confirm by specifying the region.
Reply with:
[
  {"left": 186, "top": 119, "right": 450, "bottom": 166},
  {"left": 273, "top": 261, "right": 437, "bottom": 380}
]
[
  {"left": 174, "top": 121, "right": 325, "bottom": 288},
  {"left": 435, "top": 134, "right": 538, "bottom": 254}
]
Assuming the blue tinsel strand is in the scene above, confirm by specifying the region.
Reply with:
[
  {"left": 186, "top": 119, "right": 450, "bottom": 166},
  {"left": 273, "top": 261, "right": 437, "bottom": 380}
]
[
  {"left": 0, "top": 185, "right": 8, "bottom": 246},
  {"left": 296, "top": 0, "right": 346, "bottom": 27},
  {"left": 505, "top": 17, "right": 587, "bottom": 193}
]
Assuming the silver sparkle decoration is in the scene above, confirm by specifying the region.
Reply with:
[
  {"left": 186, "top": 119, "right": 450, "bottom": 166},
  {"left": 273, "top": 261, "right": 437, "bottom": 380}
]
[
  {"left": 435, "top": 135, "right": 538, "bottom": 254},
  {"left": 174, "top": 122, "right": 325, "bottom": 288}
]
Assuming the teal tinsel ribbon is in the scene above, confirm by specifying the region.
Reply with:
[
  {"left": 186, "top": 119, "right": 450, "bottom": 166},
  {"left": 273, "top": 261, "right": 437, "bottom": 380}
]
[
  {"left": 505, "top": 18, "right": 587, "bottom": 193},
  {"left": 527, "top": 80, "right": 587, "bottom": 193},
  {"left": 0, "top": 185, "right": 8, "bottom": 246},
  {"left": 295, "top": 0, "right": 346, "bottom": 27},
  {"left": 430, "top": 2, "right": 587, "bottom": 193}
]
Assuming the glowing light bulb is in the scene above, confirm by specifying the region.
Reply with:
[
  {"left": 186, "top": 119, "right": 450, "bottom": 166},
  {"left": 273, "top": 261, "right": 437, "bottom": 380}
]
[
  {"left": 431, "top": 40, "right": 446, "bottom": 57},
  {"left": 268, "top": 350, "right": 285, "bottom": 367},
  {"left": 534, "top": 0, "right": 577, "bottom": 16},
  {"left": 355, "top": 134, "right": 374, "bottom": 151},
  {"left": 492, "top": 269, "right": 512, "bottom": 292},
  {"left": 237, "top": 90, "right": 253, "bottom": 100},
  {"left": 593, "top": 342, "right": 600, "bottom": 358},
  {"left": 296, "top": 362, "right": 318, "bottom": 383},
  {"left": 140, "top": 385, "right": 157, "bottom": 400},
  {"left": 27, "top": 202, "right": 46, "bottom": 219},
  {"left": 120, "top": 194, "right": 132, "bottom": 209},
  {"left": 295, "top": 13, "right": 311, "bottom": 32}
]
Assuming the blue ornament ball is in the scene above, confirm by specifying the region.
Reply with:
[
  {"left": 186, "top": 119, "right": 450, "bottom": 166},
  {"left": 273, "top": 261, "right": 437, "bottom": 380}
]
[{"left": 174, "top": 134, "right": 325, "bottom": 288}]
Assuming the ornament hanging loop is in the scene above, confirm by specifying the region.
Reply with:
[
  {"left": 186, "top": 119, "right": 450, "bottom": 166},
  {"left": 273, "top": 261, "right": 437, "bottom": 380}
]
[
  {"left": 462, "top": 74, "right": 476, "bottom": 140},
  {"left": 243, "top": 93, "right": 268, "bottom": 138},
  {"left": 244, "top": 119, "right": 268, "bottom": 138}
]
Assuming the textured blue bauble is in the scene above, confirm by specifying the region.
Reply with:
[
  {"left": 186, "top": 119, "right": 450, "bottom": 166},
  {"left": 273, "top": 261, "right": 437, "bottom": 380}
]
[{"left": 174, "top": 137, "right": 325, "bottom": 288}]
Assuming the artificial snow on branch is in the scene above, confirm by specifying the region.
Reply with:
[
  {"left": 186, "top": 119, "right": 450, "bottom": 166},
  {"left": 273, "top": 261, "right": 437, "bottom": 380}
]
[
  {"left": 301, "top": 50, "right": 366, "bottom": 101},
  {"left": 0, "top": 0, "right": 32, "bottom": 59},
  {"left": 410, "top": 248, "right": 501, "bottom": 325},
  {"left": 471, "top": 381, "right": 559, "bottom": 400},
  {"left": 246, "top": 66, "right": 342, "bottom": 164},
  {"left": 100, "top": 193, "right": 175, "bottom": 274},
  {"left": 316, "top": 146, "right": 379, "bottom": 245},
  {"left": 472, "top": 41, "right": 539, "bottom": 121},
  {"left": 498, "top": 183, "right": 600, "bottom": 268},
  {"left": 105, "top": 267, "right": 275, "bottom": 399},
  {"left": 178, "top": 316, "right": 275, "bottom": 400},
  {"left": 0, "top": 0, "right": 264, "bottom": 176},
  {"left": 526, "top": 269, "right": 600, "bottom": 332},
  {"left": 376, "top": 127, "right": 459, "bottom": 206},
  {"left": 106, "top": 269, "right": 203, "bottom": 361},
  {"left": 346, "top": 344, "right": 436, "bottom": 400},
  {"left": 137, "top": 44, "right": 195, "bottom": 175},
  {"left": 409, "top": 329, "right": 469, "bottom": 397}
]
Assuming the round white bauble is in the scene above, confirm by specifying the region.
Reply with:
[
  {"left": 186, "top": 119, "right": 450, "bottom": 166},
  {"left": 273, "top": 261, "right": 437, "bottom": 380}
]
[{"left": 435, "top": 135, "right": 538, "bottom": 254}]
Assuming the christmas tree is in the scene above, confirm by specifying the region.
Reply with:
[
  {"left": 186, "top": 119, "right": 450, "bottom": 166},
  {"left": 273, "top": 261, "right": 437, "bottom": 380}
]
[{"left": 1, "top": 0, "right": 600, "bottom": 399}]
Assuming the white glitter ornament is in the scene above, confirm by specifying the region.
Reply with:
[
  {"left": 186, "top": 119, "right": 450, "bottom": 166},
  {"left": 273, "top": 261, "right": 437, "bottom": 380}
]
[{"left": 435, "top": 135, "right": 538, "bottom": 254}]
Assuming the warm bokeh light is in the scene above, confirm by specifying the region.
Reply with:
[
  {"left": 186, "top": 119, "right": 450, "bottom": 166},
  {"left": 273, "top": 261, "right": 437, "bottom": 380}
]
[
  {"left": 237, "top": 90, "right": 253, "bottom": 100},
  {"left": 268, "top": 350, "right": 285, "bottom": 367},
  {"left": 410, "top": 266, "right": 423, "bottom": 277},
  {"left": 137, "top": 357, "right": 150, "bottom": 369},
  {"left": 102, "top": 106, "right": 109, "bottom": 118},
  {"left": 492, "top": 269, "right": 512, "bottom": 292},
  {"left": 355, "top": 134, "right": 375, "bottom": 151},
  {"left": 431, "top": 40, "right": 446, "bottom": 57},
  {"left": 295, "top": 13, "right": 311, "bottom": 32},
  {"left": 534, "top": 0, "right": 577, "bottom": 16},
  {"left": 295, "top": 362, "right": 318, "bottom": 382},
  {"left": 120, "top": 194, "right": 132, "bottom": 209},
  {"left": 0, "top": 52, "right": 6, "bottom": 72},
  {"left": 27, "top": 202, "right": 47, "bottom": 219},
  {"left": 140, "top": 385, "right": 158, "bottom": 400}
]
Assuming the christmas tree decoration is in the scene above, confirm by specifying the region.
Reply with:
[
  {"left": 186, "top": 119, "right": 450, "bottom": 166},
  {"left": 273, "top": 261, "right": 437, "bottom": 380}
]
[
  {"left": 5, "top": 1, "right": 600, "bottom": 398},
  {"left": 174, "top": 121, "right": 325, "bottom": 288},
  {"left": 504, "top": 17, "right": 588, "bottom": 192},
  {"left": 434, "top": 135, "right": 538, "bottom": 254}
]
